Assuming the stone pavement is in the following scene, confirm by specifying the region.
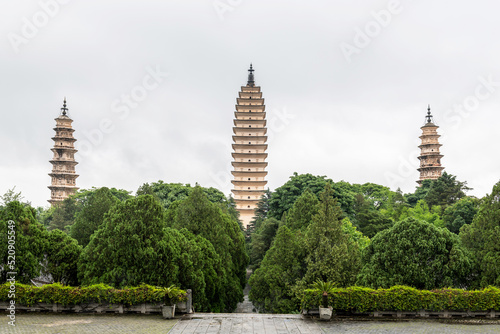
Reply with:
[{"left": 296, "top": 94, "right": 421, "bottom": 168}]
[
  {"left": 168, "top": 314, "right": 500, "bottom": 334},
  {"left": 3, "top": 312, "right": 500, "bottom": 333},
  {"left": 1, "top": 313, "right": 177, "bottom": 334}
]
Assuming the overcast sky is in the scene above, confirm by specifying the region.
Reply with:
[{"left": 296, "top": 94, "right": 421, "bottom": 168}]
[{"left": 1, "top": 0, "right": 499, "bottom": 208}]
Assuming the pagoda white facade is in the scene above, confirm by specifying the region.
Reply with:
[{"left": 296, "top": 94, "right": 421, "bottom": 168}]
[{"left": 231, "top": 65, "right": 268, "bottom": 228}]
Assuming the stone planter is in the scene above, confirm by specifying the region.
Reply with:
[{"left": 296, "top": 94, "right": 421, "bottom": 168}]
[
  {"left": 319, "top": 307, "right": 332, "bottom": 320},
  {"left": 161, "top": 304, "right": 176, "bottom": 319}
]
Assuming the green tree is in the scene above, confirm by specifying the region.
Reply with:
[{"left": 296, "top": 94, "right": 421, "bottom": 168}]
[
  {"left": 36, "top": 206, "right": 55, "bottom": 228},
  {"left": 70, "top": 187, "right": 118, "bottom": 247},
  {"left": 400, "top": 199, "right": 444, "bottom": 227},
  {"left": 460, "top": 181, "right": 500, "bottom": 287},
  {"left": 48, "top": 197, "right": 78, "bottom": 232},
  {"left": 249, "top": 225, "right": 306, "bottom": 313},
  {"left": 358, "top": 217, "right": 472, "bottom": 289},
  {"left": 246, "top": 189, "right": 272, "bottom": 235},
  {"left": 405, "top": 179, "right": 432, "bottom": 207},
  {"left": 300, "top": 184, "right": 361, "bottom": 288},
  {"left": 443, "top": 197, "right": 478, "bottom": 234},
  {"left": 284, "top": 189, "right": 319, "bottom": 231},
  {"left": 45, "top": 229, "right": 81, "bottom": 285},
  {"left": 269, "top": 173, "right": 357, "bottom": 220},
  {"left": 268, "top": 173, "right": 330, "bottom": 220},
  {"left": 79, "top": 195, "right": 172, "bottom": 287},
  {"left": 0, "top": 201, "right": 48, "bottom": 283},
  {"left": 166, "top": 187, "right": 248, "bottom": 311},
  {"left": 352, "top": 194, "right": 393, "bottom": 238},
  {"left": 136, "top": 181, "right": 227, "bottom": 210},
  {"left": 0, "top": 187, "right": 24, "bottom": 206},
  {"left": 248, "top": 218, "right": 280, "bottom": 270},
  {"left": 425, "top": 172, "right": 471, "bottom": 208}
]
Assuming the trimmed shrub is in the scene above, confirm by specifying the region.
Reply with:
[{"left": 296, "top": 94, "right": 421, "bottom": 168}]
[
  {"left": 301, "top": 285, "right": 500, "bottom": 312},
  {"left": 0, "top": 283, "right": 186, "bottom": 306}
]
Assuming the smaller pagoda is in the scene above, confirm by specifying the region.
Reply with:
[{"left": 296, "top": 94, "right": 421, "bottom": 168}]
[
  {"left": 48, "top": 99, "right": 79, "bottom": 205},
  {"left": 417, "top": 105, "right": 444, "bottom": 185}
]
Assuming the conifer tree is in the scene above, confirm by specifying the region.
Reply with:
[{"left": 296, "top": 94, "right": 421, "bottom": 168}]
[
  {"left": 301, "top": 184, "right": 361, "bottom": 287},
  {"left": 249, "top": 225, "right": 306, "bottom": 313},
  {"left": 460, "top": 181, "right": 500, "bottom": 287}
]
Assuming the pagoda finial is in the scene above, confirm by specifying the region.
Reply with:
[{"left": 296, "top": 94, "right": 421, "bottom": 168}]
[
  {"left": 247, "top": 63, "right": 255, "bottom": 87},
  {"left": 61, "top": 97, "right": 68, "bottom": 116},
  {"left": 425, "top": 104, "right": 433, "bottom": 123}
]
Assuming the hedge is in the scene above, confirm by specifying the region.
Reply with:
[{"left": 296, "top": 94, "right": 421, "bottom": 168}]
[
  {"left": 301, "top": 285, "right": 500, "bottom": 312},
  {"left": 0, "top": 283, "right": 186, "bottom": 306}
]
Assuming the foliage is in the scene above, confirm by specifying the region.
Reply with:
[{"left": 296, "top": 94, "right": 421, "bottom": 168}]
[
  {"left": 246, "top": 189, "right": 272, "bottom": 235},
  {"left": 47, "top": 187, "right": 131, "bottom": 233},
  {"left": 301, "top": 285, "right": 500, "bottom": 313},
  {"left": 460, "top": 181, "right": 500, "bottom": 287},
  {"left": 136, "top": 181, "right": 227, "bottom": 210},
  {"left": 249, "top": 225, "right": 306, "bottom": 313},
  {"left": 0, "top": 187, "right": 24, "bottom": 206},
  {"left": 78, "top": 195, "right": 174, "bottom": 287},
  {"left": 284, "top": 188, "right": 319, "bottom": 231},
  {"left": 443, "top": 197, "right": 478, "bottom": 234},
  {"left": 405, "top": 179, "right": 432, "bottom": 207},
  {"left": 352, "top": 194, "right": 393, "bottom": 238},
  {"left": 342, "top": 218, "right": 370, "bottom": 250},
  {"left": 311, "top": 280, "right": 336, "bottom": 307},
  {"left": 300, "top": 184, "right": 362, "bottom": 288},
  {"left": 73, "top": 187, "right": 132, "bottom": 203},
  {"left": 268, "top": 173, "right": 330, "bottom": 220},
  {"left": 248, "top": 218, "right": 280, "bottom": 270},
  {"left": 44, "top": 229, "right": 82, "bottom": 285},
  {"left": 400, "top": 200, "right": 443, "bottom": 227},
  {"left": 166, "top": 187, "right": 248, "bottom": 311},
  {"left": 48, "top": 197, "right": 78, "bottom": 232},
  {"left": 358, "top": 217, "right": 472, "bottom": 289},
  {"left": 70, "top": 187, "right": 118, "bottom": 247},
  {"left": 425, "top": 172, "right": 471, "bottom": 209},
  {"left": 36, "top": 206, "right": 55, "bottom": 228},
  {"left": 0, "top": 283, "right": 186, "bottom": 306},
  {"left": 0, "top": 201, "right": 49, "bottom": 283}
]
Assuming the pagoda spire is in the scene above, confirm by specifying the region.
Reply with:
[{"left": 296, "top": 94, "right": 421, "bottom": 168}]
[
  {"left": 231, "top": 65, "right": 268, "bottom": 228},
  {"left": 247, "top": 63, "right": 255, "bottom": 87},
  {"left": 48, "top": 99, "right": 79, "bottom": 205},
  {"left": 417, "top": 105, "right": 444, "bottom": 185},
  {"left": 425, "top": 104, "right": 434, "bottom": 124},
  {"left": 61, "top": 97, "right": 68, "bottom": 116}
]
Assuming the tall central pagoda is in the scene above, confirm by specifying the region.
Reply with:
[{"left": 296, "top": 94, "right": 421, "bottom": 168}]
[
  {"left": 417, "top": 105, "right": 444, "bottom": 185},
  {"left": 231, "top": 64, "right": 268, "bottom": 228},
  {"left": 48, "top": 99, "right": 79, "bottom": 205}
]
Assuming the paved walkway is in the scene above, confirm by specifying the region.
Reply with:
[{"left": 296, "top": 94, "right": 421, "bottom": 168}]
[
  {"left": 169, "top": 314, "right": 321, "bottom": 334},
  {"left": 168, "top": 314, "right": 500, "bottom": 334},
  {"left": 3, "top": 312, "right": 500, "bottom": 333},
  {"left": 2, "top": 313, "right": 177, "bottom": 333},
  {"left": 234, "top": 269, "right": 257, "bottom": 314}
]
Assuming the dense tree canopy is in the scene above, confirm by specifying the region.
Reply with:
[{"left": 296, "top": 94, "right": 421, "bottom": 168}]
[
  {"left": 79, "top": 195, "right": 172, "bottom": 287},
  {"left": 165, "top": 187, "right": 248, "bottom": 310},
  {"left": 443, "top": 197, "right": 479, "bottom": 234},
  {"left": 358, "top": 217, "right": 472, "bottom": 289},
  {"left": 44, "top": 229, "right": 81, "bottom": 285},
  {"left": 249, "top": 225, "right": 306, "bottom": 313},
  {"left": 0, "top": 201, "right": 48, "bottom": 283},
  {"left": 460, "top": 181, "right": 500, "bottom": 287},
  {"left": 70, "top": 187, "right": 118, "bottom": 247},
  {"left": 300, "top": 184, "right": 362, "bottom": 287}
]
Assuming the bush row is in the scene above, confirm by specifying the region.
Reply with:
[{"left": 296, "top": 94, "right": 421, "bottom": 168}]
[
  {"left": 302, "top": 285, "right": 500, "bottom": 312},
  {"left": 0, "top": 283, "right": 186, "bottom": 306}
]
